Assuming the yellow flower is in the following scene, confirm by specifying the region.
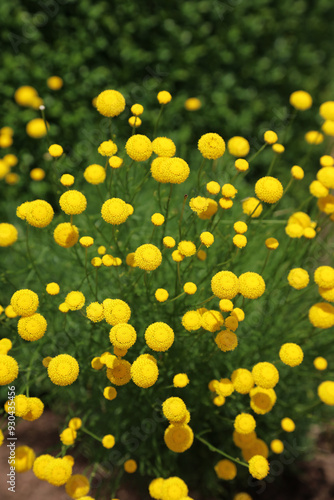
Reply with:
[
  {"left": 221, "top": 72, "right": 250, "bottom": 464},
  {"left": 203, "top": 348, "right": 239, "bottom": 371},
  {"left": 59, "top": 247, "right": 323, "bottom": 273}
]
[
  {"left": 79, "top": 236, "right": 94, "bottom": 248},
  {"left": 189, "top": 196, "right": 209, "bottom": 215},
  {"left": 214, "top": 459, "right": 237, "bottom": 480},
  {"left": 233, "top": 221, "right": 247, "bottom": 234},
  {"left": 152, "top": 137, "right": 176, "bottom": 157},
  {"left": 107, "top": 358, "right": 131, "bottom": 386},
  {"left": 233, "top": 430, "right": 257, "bottom": 448},
  {"left": 14, "top": 445, "right": 36, "bottom": 473},
  {"left": 318, "top": 381, "right": 334, "bottom": 405},
  {"left": 183, "top": 282, "right": 197, "bottom": 295},
  {"left": 151, "top": 213, "right": 165, "bottom": 226},
  {"left": 202, "top": 310, "right": 224, "bottom": 332},
  {"left": 231, "top": 369, "right": 254, "bottom": 394},
  {"left": 131, "top": 103, "right": 144, "bottom": 116},
  {"left": 134, "top": 243, "right": 162, "bottom": 271},
  {"left": 264, "top": 130, "right": 278, "bottom": 144},
  {"left": 47, "top": 354, "right": 79, "bottom": 386},
  {"left": 252, "top": 362, "right": 279, "bottom": 389},
  {"left": 173, "top": 373, "right": 189, "bottom": 388},
  {"left": 14, "top": 85, "right": 38, "bottom": 106},
  {"left": 222, "top": 183, "right": 237, "bottom": 198},
  {"left": 289, "top": 90, "right": 312, "bottom": 110},
  {"left": 250, "top": 387, "right": 276, "bottom": 415},
  {"left": 157, "top": 91, "right": 172, "bottom": 104},
  {"left": 145, "top": 322, "right": 174, "bottom": 351},
  {"left": 96, "top": 89, "right": 126, "bottom": 117},
  {"left": 255, "top": 176, "right": 283, "bottom": 204},
  {"left": 65, "top": 474, "right": 90, "bottom": 499},
  {"left": 160, "top": 477, "right": 188, "bottom": 500},
  {"left": 313, "top": 357, "right": 328, "bottom": 371},
  {"left": 46, "top": 457, "right": 73, "bottom": 486},
  {"left": 11, "top": 289, "right": 39, "bottom": 316},
  {"left": 163, "top": 236, "right": 176, "bottom": 248},
  {"left": 126, "top": 134, "right": 152, "bottom": 161},
  {"left": 103, "top": 386, "right": 117, "bottom": 400},
  {"left": 60, "top": 190, "right": 87, "bottom": 215},
  {"left": 60, "top": 174, "right": 75, "bottom": 187},
  {"left": 130, "top": 354, "right": 158, "bottom": 388},
  {"left": 54, "top": 222, "right": 79, "bottom": 248},
  {"left": 98, "top": 140, "right": 118, "bottom": 156},
  {"left": 22, "top": 397, "right": 44, "bottom": 421},
  {"left": 101, "top": 198, "right": 132, "bottom": 225},
  {"left": 109, "top": 156, "right": 123, "bottom": 169},
  {"left": 265, "top": 237, "right": 279, "bottom": 250},
  {"left": 84, "top": 164, "right": 106, "bottom": 185},
  {"left": 103, "top": 299, "right": 131, "bottom": 325},
  {"left": 86, "top": 302, "right": 104, "bottom": 322},
  {"left": 155, "top": 288, "right": 169, "bottom": 302},
  {"left": 48, "top": 144, "right": 63, "bottom": 157},
  {"left": 33, "top": 454, "right": 54, "bottom": 480},
  {"left": 319, "top": 101, "right": 334, "bottom": 120},
  {"left": 305, "top": 130, "right": 324, "bottom": 145},
  {"left": 272, "top": 143, "right": 285, "bottom": 154},
  {"left": 235, "top": 158, "right": 249, "bottom": 172},
  {"left": 309, "top": 302, "right": 334, "bottom": 329},
  {"left": 65, "top": 291, "right": 85, "bottom": 311},
  {"left": 149, "top": 478, "right": 165, "bottom": 499},
  {"left": 287, "top": 268, "right": 309, "bottom": 289},
  {"left": 18, "top": 313, "right": 47, "bottom": 341},
  {"left": 178, "top": 240, "right": 196, "bottom": 257},
  {"left": 234, "top": 413, "right": 256, "bottom": 434},
  {"left": 47, "top": 76, "right": 63, "bottom": 90},
  {"left": 242, "top": 197, "right": 262, "bottom": 217},
  {"left": 281, "top": 417, "right": 295, "bottom": 432},
  {"left": 25, "top": 200, "right": 54, "bottom": 228},
  {"left": 26, "top": 118, "right": 48, "bottom": 138},
  {"left": 248, "top": 455, "right": 270, "bottom": 479},
  {"left": 219, "top": 299, "right": 234, "bottom": 312},
  {"left": 0, "top": 338, "right": 12, "bottom": 354},
  {"left": 271, "top": 439, "right": 284, "bottom": 454},
  {"left": 109, "top": 323, "right": 137, "bottom": 349},
  {"left": 164, "top": 423, "right": 194, "bottom": 453},
  {"left": 291, "top": 165, "right": 304, "bottom": 179},
  {"left": 238, "top": 272, "right": 265, "bottom": 299},
  {"left": 162, "top": 397, "right": 187, "bottom": 423},
  {"left": 60, "top": 427, "right": 77, "bottom": 446},
  {"left": 102, "top": 435, "right": 115, "bottom": 449},
  {"left": 233, "top": 234, "right": 247, "bottom": 248},
  {"left": 318, "top": 195, "right": 334, "bottom": 214},
  {"left": 206, "top": 181, "right": 220, "bottom": 194},
  {"left": 69, "top": 417, "right": 82, "bottom": 430},
  {"left": 181, "top": 310, "right": 202, "bottom": 331},
  {"left": 198, "top": 133, "right": 226, "bottom": 159},
  {"left": 0, "top": 223, "right": 18, "bottom": 247},
  {"left": 215, "top": 329, "right": 238, "bottom": 352},
  {"left": 228, "top": 136, "right": 250, "bottom": 157},
  {"left": 30, "top": 168, "right": 45, "bottom": 181},
  {"left": 279, "top": 343, "right": 304, "bottom": 367},
  {"left": 184, "top": 97, "right": 201, "bottom": 110},
  {"left": 211, "top": 271, "right": 239, "bottom": 299},
  {"left": 317, "top": 167, "right": 334, "bottom": 189}
]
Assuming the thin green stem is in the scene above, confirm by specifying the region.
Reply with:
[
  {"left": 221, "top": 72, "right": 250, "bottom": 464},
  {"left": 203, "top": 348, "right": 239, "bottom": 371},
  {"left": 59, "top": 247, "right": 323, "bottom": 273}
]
[
  {"left": 153, "top": 105, "right": 164, "bottom": 139},
  {"left": 248, "top": 143, "right": 267, "bottom": 163},
  {"left": 162, "top": 184, "right": 173, "bottom": 241},
  {"left": 25, "top": 225, "right": 45, "bottom": 286},
  {"left": 197, "top": 158, "right": 206, "bottom": 189},
  {"left": 179, "top": 195, "right": 188, "bottom": 240},
  {"left": 196, "top": 435, "right": 248, "bottom": 468},
  {"left": 81, "top": 427, "right": 102, "bottom": 442}
]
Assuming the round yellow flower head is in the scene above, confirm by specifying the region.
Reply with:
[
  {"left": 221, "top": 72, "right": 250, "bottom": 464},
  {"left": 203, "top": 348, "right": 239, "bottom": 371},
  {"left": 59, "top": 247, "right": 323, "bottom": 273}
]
[
  {"left": 103, "top": 386, "right": 117, "bottom": 400},
  {"left": 231, "top": 369, "right": 254, "bottom": 395},
  {"left": 281, "top": 417, "right": 295, "bottom": 432},
  {"left": 48, "top": 144, "right": 63, "bottom": 157},
  {"left": 228, "top": 136, "right": 250, "bottom": 157},
  {"left": 109, "top": 156, "right": 123, "bottom": 169},
  {"left": 215, "top": 329, "right": 238, "bottom": 352},
  {"left": 172, "top": 249, "right": 184, "bottom": 262},
  {"left": 320, "top": 155, "right": 334, "bottom": 167},
  {"left": 318, "top": 381, "right": 334, "bottom": 405},
  {"left": 314, "top": 266, "right": 334, "bottom": 289},
  {"left": 25, "top": 200, "right": 54, "bottom": 228},
  {"left": 22, "top": 397, "right": 44, "bottom": 421},
  {"left": 189, "top": 196, "right": 209, "bottom": 215},
  {"left": 0, "top": 338, "right": 12, "bottom": 354},
  {"left": 178, "top": 241, "right": 196, "bottom": 257},
  {"left": 234, "top": 493, "right": 252, "bottom": 500},
  {"left": 183, "top": 282, "right": 197, "bottom": 295},
  {"left": 131, "top": 354, "right": 159, "bottom": 388},
  {"left": 219, "top": 299, "right": 234, "bottom": 312},
  {"left": 222, "top": 183, "right": 237, "bottom": 199},
  {"left": 26, "top": 118, "right": 48, "bottom": 138},
  {"left": 285, "top": 223, "right": 304, "bottom": 238},
  {"left": 0, "top": 223, "right": 18, "bottom": 247},
  {"left": 65, "top": 474, "right": 90, "bottom": 498},
  {"left": 164, "top": 423, "right": 194, "bottom": 453},
  {"left": 211, "top": 271, "right": 239, "bottom": 299},
  {"left": 272, "top": 143, "right": 285, "bottom": 154},
  {"left": 235, "top": 158, "right": 249, "bottom": 172},
  {"left": 155, "top": 288, "right": 169, "bottom": 302},
  {"left": 5, "top": 305, "right": 18, "bottom": 318},
  {"left": 79, "top": 236, "right": 94, "bottom": 248},
  {"left": 0, "top": 160, "right": 10, "bottom": 179},
  {"left": 126, "top": 134, "right": 152, "bottom": 161},
  {"left": 96, "top": 89, "right": 126, "bottom": 117},
  {"left": 255, "top": 176, "right": 283, "bottom": 204},
  {"left": 32, "top": 454, "right": 54, "bottom": 480},
  {"left": 215, "top": 378, "right": 234, "bottom": 397},
  {"left": 60, "top": 427, "right": 77, "bottom": 446},
  {"left": 14, "top": 85, "right": 38, "bottom": 106},
  {"left": 185, "top": 97, "right": 201, "bottom": 110},
  {"left": 60, "top": 174, "right": 75, "bottom": 187},
  {"left": 213, "top": 395, "right": 225, "bottom": 406},
  {"left": 109, "top": 323, "right": 137, "bottom": 350},
  {"left": 151, "top": 213, "right": 165, "bottom": 226},
  {"left": 3, "top": 153, "right": 17, "bottom": 166},
  {"left": 198, "top": 133, "right": 226, "bottom": 159},
  {"left": 59, "top": 190, "right": 87, "bottom": 215},
  {"left": 0, "top": 134, "right": 13, "bottom": 148},
  {"left": 103, "top": 298, "right": 131, "bottom": 326},
  {"left": 101, "top": 198, "right": 132, "bottom": 225},
  {"left": 59, "top": 303, "right": 70, "bottom": 313},
  {"left": 233, "top": 234, "right": 247, "bottom": 248},
  {"left": 102, "top": 435, "right": 115, "bottom": 449},
  {"left": 134, "top": 243, "right": 162, "bottom": 271},
  {"left": 162, "top": 397, "right": 187, "bottom": 423},
  {"left": 219, "top": 198, "right": 233, "bottom": 211},
  {"left": 181, "top": 310, "right": 202, "bottom": 331},
  {"left": 310, "top": 180, "right": 329, "bottom": 199},
  {"left": 68, "top": 417, "right": 82, "bottom": 430},
  {"left": 318, "top": 195, "right": 334, "bottom": 214},
  {"left": 252, "top": 362, "right": 279, "bottom": 389},
  {"left": 18, "top": 313, "right": 47, "bottom": 341},
  {"left": 234, "top": 413, "right": 256, "bottom": 434},
  {"left": 287, "top": 268, "right": 309, "bottom": 290},
  {"left": 233, "top": 430, "right": 257, "bottom": 449},
  {"left": 233, "top": 221, "right": 247, "bottom": 234},
  {"left": 46, "top": 457, "right": 73, "bottom": 486},
  {"left": 232, "top": 308, "right": 245, "bottom": 322},
  {"left": 91, "top": 357, "right": 103, "bottom": 370},
  {"left": 271, "top": 439, "right": 284, "bottom": 454},
  {"left": 242, "top": 197, "right": 262, "bottom": 217},
  {"left": 149, "top": 478, "right": 165, "bottom": 499},
  {"left": 264, "top": 130, "right": 278, "bottom": 144},
  {"left": 47, "top": 76, "right": 63, "bottom": 90},
  {"left": 98, "top": 140, "right": 118, "bottom": 156},
  {"left": 54, "top": 222, "right": 79, "bottom": 248},
  {"left": 163, "top": 236, "right": 176, "bottom": 248},
  {"left": 265, "top": 237, "right": 279, "bottom": 250},
  {"left": 250, "top": 387, "right": 276, "bottom": 415},
  {"left": 320, "top": 101, "right": 334, "bottom": 120},
  {"left": 248, "top": 455, "right": 270, "bottom": 479},
  {"left": 313, "top": 357, "right": 327, "bottom": 371},
  {"left": 47, "top": 354, "right": 79, "bottom": 386},
  {"left": 106, "top": 358, "right": 131, "bottom": 386},
  {"left": 206, "top": 181, "right": 220, "bottom": 194},
  {"left": 152, "top": 137, "right": 176, "bottom": 157},
  {"left": 289, "top": 90, "right": 312, "bottom": 110},
  {"left": 322, "top": 120, "right": 334, "bottom": 136},
  {"left": 157, "top": 91, "right": 172, "bottom": 104},
  {"left": 84, "top": 164, "right": 106, "bottom": 185},
  {"left": 309, "top": 302, "right": 334, "bottom": 329},
  {"left": 65, "top": 291, "right": 85, "bottom": 311},
  {"left": 131, "top": 103, "right": 144, "bottom": 116},
  {"left": 6, "top": 172, "right": 20, "bottom": 185},
  {"left": 214, "top": 459, "right": 237, "bottom": 480},
  {"left": 173, "top": 373, "right": 189, "bottom": 388},
  {"left": 317, "top": 167, "right": 334, "bottom": 189},
  {"left": 279, "top": 343, "right": 304, "bottom": 367},
  {"left": 145, "top": 322, "right": 174, "bottom": 352},
  {"left": 30, "top": 168, "right": 45, "bottom": 181},
  {"left": 201, "top": 310, "right": 224, "bottom": 332},
  {"left": 239, "top": 272, "right": 265, "bottom": 299},
  {"left": 305, "top": 130, "right": 324, "bottom": 145},
  {"left": 14, "top": 445, "right": 36, "bottom": 473},
  {"left": 160, "top": 477, "right": 188, "bottom": 500},
  {"left": 11, "top": 289, "right": 39, "bottom": 316},
  {"left": 291, "top": 165, "right": 304, "bottom": 180}
]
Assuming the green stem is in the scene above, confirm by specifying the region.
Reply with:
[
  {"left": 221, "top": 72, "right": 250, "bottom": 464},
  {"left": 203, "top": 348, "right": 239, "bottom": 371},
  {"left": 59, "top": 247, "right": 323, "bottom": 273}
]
[
  {"left": 196, "top": 435, "right": 249, "bottom": 468},
  {"left": 248, "top": 143, "right": 267, "bottom": 163},
  {"left": 267, "top": 153, "right": 278, "bottom": 176},
  {"left": 81, "top": 427, "right": 102, "bottom": 442},
  {"left": 197, "top": 158, "right": 206, "bottom": 189},
  {"left": 162, "top": 184, "right": 173, "bottom": 241},
  {"left": 259, "top": 248, "right": 271, "bottom": 275},
  {"left": 179, "top": 195, "right": 188, "bottom": 240},
  {"left": 25, "top": 225, "right": 45, "bottom": 287},
  {"left": 153, "top": 105, "right": 164, "bottom": 139}
]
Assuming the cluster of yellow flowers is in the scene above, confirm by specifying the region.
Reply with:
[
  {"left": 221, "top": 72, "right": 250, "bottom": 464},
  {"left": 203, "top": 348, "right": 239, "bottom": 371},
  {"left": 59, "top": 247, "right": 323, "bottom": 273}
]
[{"left": 1, "top": 85, "right": 334, "bottom": 499}]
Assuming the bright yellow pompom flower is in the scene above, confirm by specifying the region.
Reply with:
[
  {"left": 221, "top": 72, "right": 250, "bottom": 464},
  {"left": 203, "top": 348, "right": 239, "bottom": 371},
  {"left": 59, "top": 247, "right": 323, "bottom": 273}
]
[
  {"left": 18, "top": 313, "right": 47, "bottom": 341},
  {"left": 157, "top": 91, "right": 172, "bottom": 104},
  {"left": 287, "top": 268, "right": 309, "bottom": 289},
  {"left": 214, "top": 459, "right": 237, "bottom": 480},
  {"left": 198, "top": 133, "right": 225, "bottom": 159},
  {"left": 109, "top": 323, "right": 137, "bottom": 350},
  {"left": 0, "top": 354, "right": 19, "bottom": 385},
  {"left": 59, "top": 190, "right": 87, "bottom": 215},
  {"left": 248, "top": 455, "right": 270, "bottom": 479},
  {"left": 252, "top": 362, "right": 279, "bottom": 389},
  {"left": 318, "top": 381, "right": 334, "bottom": 405},
  {"left": 309, "top": 302, "right": 334, "bottom": 329},
  {"left": 25, "top": 200, "right": 54, "bottom": 228},
  {"left": 0, "top": 223, "right": 18, "bottom": 247},
  {"left": 101, "top": 198, "right": 132, "bottom": 225},
  {"left": 47, "top": 354, "right": 79, "bottom": 386},
  {"left": 54, "top": 222, "right": 79, "bottom": 248},
  {"left": 234, "top": 413, "right": 256, "bottom": 434},
  {"left": 227, "top": 136, "right": 250, "bottom": 157},
  {"left": 26, "top": 118, "right": 48, "bottom": 138},
  {"left": 126, "top": 134, "right": 152, "bottom": 161},
  {"left": 96, "top": 89, "right": 126, "bottom": 117},
  {"left": 47, "top": 76, "right": 63, "bottom": 90},
  {"left": 48, "top": 144, "right": 63, "bottom": 157},
  {"left": 11, "top": 289, "right": 39, "bottom": 316},
  {"left": 211, "top": 271, "right": 239, "bottom": 299},
  {"left": 134, "top": 244, "right": 162, "bottom": 271},
  {"left": 279, "top": 343, "right": 304, "bottom": 367},
  {"left": 84, "top": 164, "right": 106, "bottom": 185},
  {"left": 145, "top": 322, "right": 174, "bottom": 352},
  {"left": 255, "top": 176, "right": 283, "bottom": 204},
  {"left": 238, "top": 272, "right": 265, "bottom": 299},
  {"left": 289, "top": 90, "right": 312, "bottom": 110},
  {"left": 131, "top": 355, "right": 158, "bottom": 388}
]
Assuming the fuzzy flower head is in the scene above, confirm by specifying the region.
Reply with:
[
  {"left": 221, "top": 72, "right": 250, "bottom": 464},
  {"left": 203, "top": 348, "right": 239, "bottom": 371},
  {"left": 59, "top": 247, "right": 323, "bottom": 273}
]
[
  {"left": 318, "top": 381, "right": 334, "bottom": 405},
  {"left": 59, "top": 190, "right": 87, "bottom": 215},
  {"left": 164, "top": 423, "right": 194, "bottom": 453},
  {"left": 228, "top": 136, "right": 250, "bottom": 157},
  {"left": 0, "top": 223, "right": 18, "bottom": 247},
  {"left": 157, "top": 91, "right": 172, "bottom": 104},
  {"left": 289, "top": 90, "right": 312, "bottom": 110},
  {"left": 145, "top": 322, "right": 174, "bottom": 352},
  {"left": 103, "top": 299, "right": 131, "bottom": 326},
  {"left": 25, "top": 200, "right": 54, "bottom": 228},
  {"left": 0, "top": 354, "right": 19, "bottom": 385},
  {"left": 214, "top": 459, "right": 237, "bottom": 480},
  {"left": 48, "top": 144, "right": 63, "bottom": 157},
  {"left": 160, "top": 477, "right": 188, "bottom": 500},
  {"left": 54, "top": 223, "right": 79, "bottom": 248},
  {"left": 11, "top": 289, "right": 39, "bottom": 316},
  {"left": 152, "top": 137, "right": 176, "bottom": 157},
  {"left": 162, "top": 397, "right": 187, "bottom": 423},
  {"left": 178, "top": 240, "right": 196, "bottom": 257},
  {"left": 242, "top": 197, "right": 262, "bottom": 217},
  {"left": 84, "top": 164, "right": 106, "bottom": 185},
  {"left": 18, "top": 314, "right": 47, "bottom": 341},
  {"left": 255, "top": 176, "right": 283, "bottom": 204},
  {"left": 279, "top": 343, "right": 304, "bottom": 367},
  {"left": 248, "top": 455, "right": 270, "bottom": 479},
  {"left": 109, "top": 323, "right": 137, "bottom": 350},
  {"left": 309, "top": 302, "right": 334, "bottom": 329},
  {"left": 239, "top": 272, "right": 265, "bottom": 299},
  {"left": 198, "top": 133, "right": 226, "bottom": 159},
  {"left": 264, "top": 130, "right": 278, "bottom": 144},
  {"left": 96, "top": 90, "right": 126, "bottom": 117},
  {"left": 189, "top": 196, "right": 209, "bottom": 215},
  {"left": 98, "top": 140, "right": 118, "bottom": 157},
  {"left": 47, "top": 354, "right": 79, "bottom": 386},
  {"left": 126, "top": 134, "right": 152, "bottom": 161},
  {"left": 131, "top": 354, "right": 159, "bottom": 388},
  {"left": 173, "top": 373, "right": 189, "bottom": 388},
  {"left": 211, "top": 271, "right": 239, "bottom": 299},
  {"left": 101, "top": 198, "right": 132, "bottom": 225},
  {"left": 287, "top": 268, "right": 309, "bottom": 289},
  {"left": 252, "top": 362, "right": 279, "bottom": 389},
  {"left": 134, "top": 244, "right": 162, "bottom": 271},
  {"left": 65, "top": 291, "right": 85, "bottom": 311},
  {"left": 234, "top": 413, "right": 256, "bottom": 434}
]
